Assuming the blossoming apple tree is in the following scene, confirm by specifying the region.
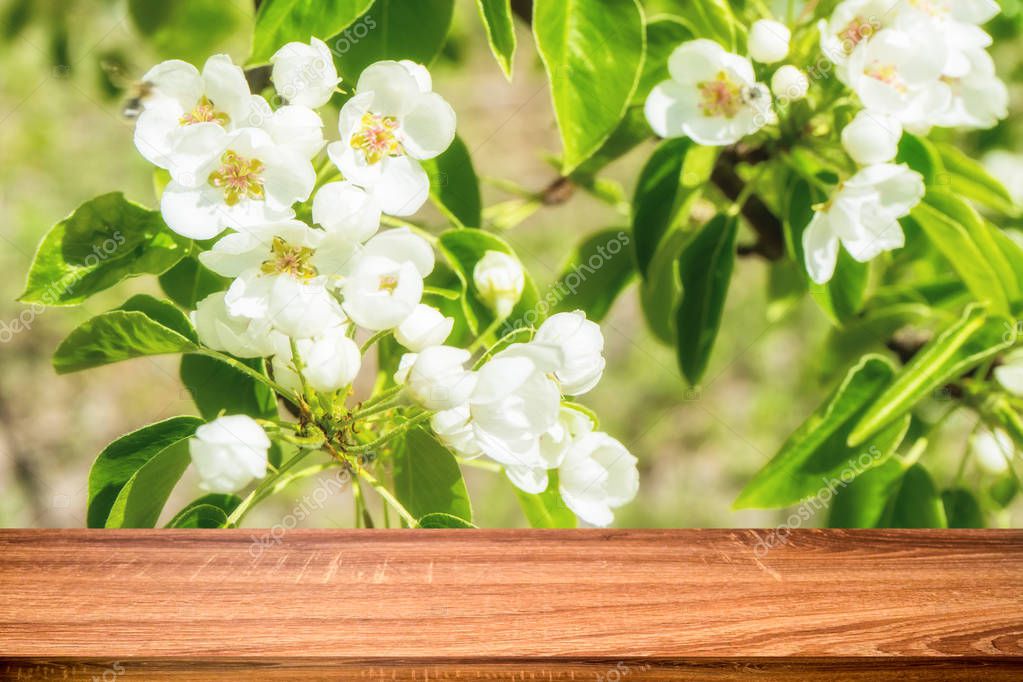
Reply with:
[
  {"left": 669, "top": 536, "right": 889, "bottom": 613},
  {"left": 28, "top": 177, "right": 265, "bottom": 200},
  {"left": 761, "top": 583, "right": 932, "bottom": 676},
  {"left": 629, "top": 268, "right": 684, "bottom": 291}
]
[{"left": 19, "top": 0, "right": 1023, "bottom": 528}]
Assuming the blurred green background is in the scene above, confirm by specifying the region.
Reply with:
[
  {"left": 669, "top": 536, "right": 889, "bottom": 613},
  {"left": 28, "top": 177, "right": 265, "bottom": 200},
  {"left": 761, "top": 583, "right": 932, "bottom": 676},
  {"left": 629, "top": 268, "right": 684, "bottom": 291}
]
[{"left": 1, "top": 0, "right": 1021, "bottom": 528}]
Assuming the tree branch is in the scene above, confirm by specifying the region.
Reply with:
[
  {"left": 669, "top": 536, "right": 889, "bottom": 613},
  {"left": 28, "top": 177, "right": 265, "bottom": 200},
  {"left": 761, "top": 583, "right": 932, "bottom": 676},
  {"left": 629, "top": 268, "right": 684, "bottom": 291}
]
[{"left": 711, "top": 151, "right": 785, "bottom": 261}]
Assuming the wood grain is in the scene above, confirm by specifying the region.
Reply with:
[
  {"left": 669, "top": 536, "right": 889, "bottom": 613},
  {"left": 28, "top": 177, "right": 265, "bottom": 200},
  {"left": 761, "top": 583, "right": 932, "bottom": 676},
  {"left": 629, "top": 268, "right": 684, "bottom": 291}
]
[{"left": 0, "top": 529, "right": 1021, "bottom": 680}]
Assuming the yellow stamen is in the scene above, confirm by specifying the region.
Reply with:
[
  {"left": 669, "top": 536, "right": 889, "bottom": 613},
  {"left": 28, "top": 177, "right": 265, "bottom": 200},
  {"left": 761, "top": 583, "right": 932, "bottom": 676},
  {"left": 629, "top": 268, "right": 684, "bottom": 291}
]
[
  {"left": 260, "top": 237, "right": 317, "bottom": 279},
  {"left": 697, "top": 71, "right": 743, "bottom": 119},
  {"left": 350, "top": 112, "right": 403, "bottom": 164},
  {"left": 180, "top": 95, "right": 230, "bottom": 127},
  {"left": 208, "top": 150, "right": 265, "bottom": 206}
]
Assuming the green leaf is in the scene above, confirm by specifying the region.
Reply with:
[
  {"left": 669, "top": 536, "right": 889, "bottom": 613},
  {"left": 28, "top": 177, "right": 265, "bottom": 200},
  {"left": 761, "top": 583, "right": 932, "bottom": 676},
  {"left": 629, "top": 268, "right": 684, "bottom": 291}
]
[
  {"left": 87, "top": 416, "right": 203, "bottom": 528},
  {"left": 129, "top": 0, "right": 249, "bottom": 64},
  {"left": 180, "top": 354, "right": 278, "bottom": 420},
  {"left": 942, "top": 488, "right": 985, "bottom": 528},
  {"left": 688, "top": 0, "right": 744, "bottom": 51},
  {"left": 53, "top": 295, "right": 198, "bottom": 374},
  {"left": 675, "top": 213, "right": 738, "bottom": 385},
  {"left": 166, "top": 493, "right": 240, "bottom": 528},
  {"left": 631, "top": 14, "right": 694, "bottom": 106},
  {"left": 989, "top": 472, "right": 1019, "bottom": 509},
  {"left": 888, "top": 464, "right": 947, "bottom": 528},
  {"left": 736, "top": 355, "right": 909, "bottom": 509},
  {"left": 632, "top": 138, "right": 704, "bottom": 276},
  {"left": 475, "top": 0, "right": 516, "bottom": 79},
  {"left": 392, "top": 427, "right": 472, "bottom": 523},
  {"left": 422, "top": 135, "right": 482, "bottom": 228},
  {"left": 533, "top": 0, "right": 645, "bottom": 173},
  {"left": 571, "top": 107, "right": 651, "bottom": 180},
  {"left": 250, "top": 0, "right": 374, "bottom": 64},
  {"left": 908, "top": 205, "right": 1010, "bottom": 314},
  {"left": 515, "top": 471, "right": 577, "bottom": 528},
  {"left": 848, "top": 304, "right": 1013, "bottom": 446},
  {"left": 896, "top": 132, "right": 943, "bottom": 184},
  {"left": 437, "top": 229, "right": 541, "bottom": 333},
  {"left": 334, "top": 0, "right": 455, "bottom": 80},
  {"left": 828, "top": 455, "right": 912, "bottom": 528},
  {"left": 106, "top": 438, "right": 194, "bottom": 528},
  {"left": 158, "top": 256, "right": 231, "bottom": 310},
  {"left": 640, "top": 227, "right": 687, "bottom": 344},
  {"left": 20, "top": 192, "right": 189, "bottom": 306},
  {"left": 934, "top": 142, "right": 1019, "bottom": 217},
  {"left": 551, "top": 228, "right": 635, "bottom": 321},
  {"left": 418, "top": 512, "right": 476, "bottom": 528},
  {"left": 923, "top": 190, "right": 1019, "bottom": 304}
]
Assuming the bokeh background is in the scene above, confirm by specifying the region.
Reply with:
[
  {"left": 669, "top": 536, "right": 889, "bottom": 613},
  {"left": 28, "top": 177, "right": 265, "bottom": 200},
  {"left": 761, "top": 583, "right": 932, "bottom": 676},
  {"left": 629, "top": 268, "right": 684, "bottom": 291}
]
[{"left": 2, "top": 0, "right": 1022, "bottom": 527}]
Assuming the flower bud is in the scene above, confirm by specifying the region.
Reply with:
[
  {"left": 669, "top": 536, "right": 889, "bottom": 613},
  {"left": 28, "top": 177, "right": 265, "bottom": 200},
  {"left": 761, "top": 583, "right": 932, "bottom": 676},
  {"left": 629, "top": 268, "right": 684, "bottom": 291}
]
[
  {"left": 270, "top": 37, "right": 340, "bottom": 109},
  {"left": 749, "top": 19, "right": 790, "bottom": 64},
  {"left": 402, "top": 346, "right": 478, "bottom": 410},
  {"left": 189, "top": 415, "right": 271, "bottom": 493},
  {"left": 771, "top": 65, "right": 808, "bottom": 102},
  {"left": 472, "top": 250, "right": 524, "bottom": 318},
  {"left": 192, "top": 292, "right": 276, "bottom": 359},
  {"left": 532, "top": 311, "right": 606, "bottom": 396},
  {"left": 272, "top": 324, "right": 362, "bottom": 394},
  {"left": 395, "top": 304, "right": 454, "bottom": 351},
  {"left": 841, "top": 110, "right": 903, "bottom": 166}
]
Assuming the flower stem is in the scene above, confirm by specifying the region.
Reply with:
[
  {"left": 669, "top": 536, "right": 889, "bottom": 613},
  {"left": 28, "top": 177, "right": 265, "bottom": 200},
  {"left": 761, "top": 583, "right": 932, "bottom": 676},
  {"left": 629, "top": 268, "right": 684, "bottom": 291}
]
[
  {"left": 197, "top": 349, "right": 299, "bottom": 405},
  {"left": 358, "top": 465, "right": 418, "bottom": 527},
  {"left": 468, "top": 316, "right": 506, "bottom": 353},
  {"left": 360, "top": 329, "right": 391, "bottom": 354},
  {"left": 356, "top": 384, "right": 405, "bottom": 415},
  {"left": 226, "top": 448, "right": 316, "bottom": 527},
  {"left": 347, "top": 411, "right": 433, "bottom": 454}
]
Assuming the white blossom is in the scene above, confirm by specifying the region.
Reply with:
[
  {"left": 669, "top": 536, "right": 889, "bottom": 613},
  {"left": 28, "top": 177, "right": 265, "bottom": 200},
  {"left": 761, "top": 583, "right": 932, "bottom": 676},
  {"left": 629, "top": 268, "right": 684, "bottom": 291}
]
[
  {"left": 395, "top": 303, "right": 454, "bottom": 351},
  {"left": 133, "top": 55, "right": 256, "bottom": 170},
  {"left": 472, "top": 250, "right": 524, "bottom": 318},
  {"left": 558, "top": 432, "right": 639, "bottom": 527},
  {"left": 327, "top": 60, "right": 455, "bottom": 216},
  {"left": 645, "top": 39, "right": 773, "bottom": 146},
  {"left": 803, "top": 163, "right": 924, "bottom": 284},
  {"left": 770, "top": 65, "right": 808, "bottom": 102},
  {"left": 467, "top": 343, "right": 562, "bottom": 470},
  {"left": 199, "top": 220, "right": 345, "bottom": 338},
  {"left": 749, "top": 19, "right": 790, "bottom": 64},
  {"left": 505, "top": 406, "right": 594, "bottom": 494},
  {"left": 431, "top": 404, "right": 483, "bottom": 459},
  {"left": 841, "top": 110, "right": 903, "bottom": 165},
  {"left": 270, "top": 37, "right": 340, "bottom": 109},
  {"left": 189, "top": 415, "right": 270, "bottom": 493},
  {"left": 160, "top": 127, "right": 314, "bottom": 239},
  {"left": 401, "top": 346, "right": 477, "bottom": 410},
  {"left": 312, "top": 181, "right": 381, "bottom": 243},
  {"left": 192, "top": 291, "right": 277, "bottom": 358},
  {"left": 271, "top": 322, "right": 361, "bottom": 393},
  {"left": 532, "top": 311, "right": 606, "bottom": 396}
]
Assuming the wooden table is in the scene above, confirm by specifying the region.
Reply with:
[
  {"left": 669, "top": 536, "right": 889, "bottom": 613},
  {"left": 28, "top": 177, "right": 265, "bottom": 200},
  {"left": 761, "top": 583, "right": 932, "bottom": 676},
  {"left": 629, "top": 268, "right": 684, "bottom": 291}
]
[{"left": 0, "top": 529, "right": 1020, "bottom": 679}]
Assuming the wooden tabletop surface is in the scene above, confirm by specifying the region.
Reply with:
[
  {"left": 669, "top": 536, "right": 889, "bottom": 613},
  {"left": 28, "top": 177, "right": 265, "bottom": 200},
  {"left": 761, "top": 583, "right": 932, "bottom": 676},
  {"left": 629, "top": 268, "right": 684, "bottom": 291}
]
[{"left": 0, "top": 529, "right": 1021, "bottom": 679}]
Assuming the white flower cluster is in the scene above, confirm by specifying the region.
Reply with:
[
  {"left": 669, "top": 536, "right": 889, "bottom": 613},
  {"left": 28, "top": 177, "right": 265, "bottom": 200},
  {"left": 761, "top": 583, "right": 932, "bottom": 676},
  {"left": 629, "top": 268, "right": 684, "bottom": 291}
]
[
  {"left": 644, "top": 4, "right": 1008, "bottom": 286},
  {"left": 822, "top": 0, "right": 1006, "bottom": 131},
  {"left": 132, "top": 42, "right": 637, "bottom": 524},
  {"left": 804, "top": 1, "right": 1008, "bottom": 284},
  {"left": 405, "top": 311, "right": 638, "bottom": 527}
]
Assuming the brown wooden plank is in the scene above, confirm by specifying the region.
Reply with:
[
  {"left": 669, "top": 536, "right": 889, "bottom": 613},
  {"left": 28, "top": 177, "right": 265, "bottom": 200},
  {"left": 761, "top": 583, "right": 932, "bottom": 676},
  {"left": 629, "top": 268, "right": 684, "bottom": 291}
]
[{"left": 0, "top": 529, "right": 1021, "bottom": 680}]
